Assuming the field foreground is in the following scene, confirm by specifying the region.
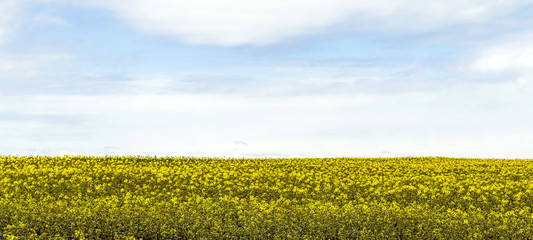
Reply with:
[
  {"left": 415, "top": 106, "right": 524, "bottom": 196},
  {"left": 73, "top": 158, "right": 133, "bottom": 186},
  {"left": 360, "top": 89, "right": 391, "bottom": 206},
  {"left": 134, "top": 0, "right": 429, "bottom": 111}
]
[{"left": 1, "top": 156, "right": 533, "bottom": 239}]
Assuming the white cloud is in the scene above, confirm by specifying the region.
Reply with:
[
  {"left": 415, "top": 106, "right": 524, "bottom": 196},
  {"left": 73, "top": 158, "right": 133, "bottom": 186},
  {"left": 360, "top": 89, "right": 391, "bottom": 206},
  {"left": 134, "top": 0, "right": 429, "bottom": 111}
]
[
  {"left": 0, "top": 0, "right": 19, "bottom": 44},
  {"left": 83, "top": 0, "right": 528, "bottom": 46},
  {"left": 126, "top": 78, "right": 175, "bottom": 93},
  {"left": 0, "top": 0, "right": 70, "bottom": 44},
  {"left": 33, "top": 14, "right": 69, "bottom": 26},
  {"left": 1, "top": 80, "right": 532, "bottom": 158},
  {"left": 0, "top": 53, "right": 73, "bottom": 78},
  {"left": 470, "top": 32, "right": 533, "bottom": 95},
  {"left": 472, "top": 32, "right": 533, "bottom": 73}
]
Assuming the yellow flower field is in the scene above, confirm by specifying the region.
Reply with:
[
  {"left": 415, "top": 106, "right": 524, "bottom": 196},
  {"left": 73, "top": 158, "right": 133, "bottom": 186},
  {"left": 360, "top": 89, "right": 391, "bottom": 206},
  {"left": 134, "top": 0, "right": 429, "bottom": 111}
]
[{"left": 1, "top": 156, "right": 532, "bottom": 239}]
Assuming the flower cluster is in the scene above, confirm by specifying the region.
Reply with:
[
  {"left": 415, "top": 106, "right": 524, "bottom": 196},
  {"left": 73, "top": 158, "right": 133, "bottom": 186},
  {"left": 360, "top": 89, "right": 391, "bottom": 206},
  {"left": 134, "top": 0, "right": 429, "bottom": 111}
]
[{"left": 1, "top": 156, "right": 532, "bottom": 239}]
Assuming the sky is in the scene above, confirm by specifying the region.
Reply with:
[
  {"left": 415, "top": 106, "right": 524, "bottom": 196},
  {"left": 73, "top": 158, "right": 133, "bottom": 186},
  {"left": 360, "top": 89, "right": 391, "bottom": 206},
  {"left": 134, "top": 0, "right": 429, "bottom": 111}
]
[{"left": 1, "top": 0, "right": 533, "bottom": 158}]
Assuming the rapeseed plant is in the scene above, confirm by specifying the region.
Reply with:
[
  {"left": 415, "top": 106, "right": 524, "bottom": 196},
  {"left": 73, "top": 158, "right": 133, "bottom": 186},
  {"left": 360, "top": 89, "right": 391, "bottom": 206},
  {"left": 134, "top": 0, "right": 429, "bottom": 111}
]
[{"left": 1, "top": 156, "right": 533, "bottom": 239}]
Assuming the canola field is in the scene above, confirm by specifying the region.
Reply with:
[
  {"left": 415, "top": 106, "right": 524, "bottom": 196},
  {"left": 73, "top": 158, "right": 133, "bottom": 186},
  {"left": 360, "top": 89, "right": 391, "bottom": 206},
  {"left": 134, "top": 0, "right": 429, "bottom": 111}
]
[{"left": 1, "top": 156, "right": 533, "bottom": 239}]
